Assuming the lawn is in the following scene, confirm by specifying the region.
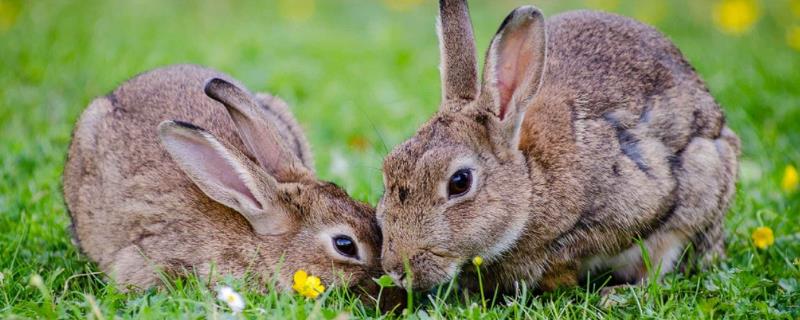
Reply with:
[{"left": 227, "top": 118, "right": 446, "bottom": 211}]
[{"left": 1, "top": 0, "right": 799, "bottom": 318}]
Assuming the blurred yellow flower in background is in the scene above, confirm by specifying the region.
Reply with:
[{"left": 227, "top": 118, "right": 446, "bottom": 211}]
[
  {"left": 384, "top": 0, "right": 423, "bottom": 12},
  {"left": 0, "top": 0, "right": 20, "bottom": 33},
  {"left": 713, "top": 0, "right": 759, "bottom": 35},
  {"left": 787, "top": 26, "right": 800, "bottom": 52},
  {"left": 782, "top": 164, "right": 799, "bottom": 193},
  {"left": 634, "top": 1, "right": 668, "bottom": 25},
  {"left": 293, "top": 270, "right": 325, "bottom": 299},
  {"left": 791, "top": 0, "right": 800, "bottom": 17},
  {"left": 278, "top": 0, "right": 315, "bottom": 23},
  {"left": 347, "top": 135, "right": 369, "bottom": 152},
  {"left": 585, "top": 0, "right": 620, "bottom": 12},
  {"left": 751, "top": 226, "right": 774, "bottom": 249}
]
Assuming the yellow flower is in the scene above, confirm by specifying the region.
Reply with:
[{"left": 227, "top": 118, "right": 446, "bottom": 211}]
[
  {"left": 783, "top": 165, "right": 799, "bottom": 192},
  {"left": 712, "top": 0, "right": 759, "bottom": 35},
  {"left": 0, "top": 0, "right": 20, "bottom": 33},
  {"left": 347, "top": 135, "right": 369, "bottom": 152},
  {"left": 788, "top": 26, "right": 800, "bottom": 52},
  {"left": 794, "top": 257, "right": 800, "bottom": 267},
  {"left": 634, "top": 1, "right": 668, "bottom": 25},
  {"left": 472, "top": 256, "right": 483, "bottom": 267},
  {"left": 383, "top": 0, "right": 423, "bottom": 12},
  {"left": 292, "top": 270, "right": 325, "bottom": 299},
  {"left": 792, "top": 0, "right": 800, "bottom": 17},
  {"left": 751, "top": 226, "right": 774, "bottom": 249},
  {"left": 278, "top": 0, "right": 315, "bottom": 23},
  {"left": 585, "top": 0, "right": 620, "bottom": 11}
]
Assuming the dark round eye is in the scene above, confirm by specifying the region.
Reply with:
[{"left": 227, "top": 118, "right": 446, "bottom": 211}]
[
  {"left": 332, "top": 235, "right": 358, "bottom": 258},
  {"left": 447, "top": 169, "right": 472, "bottom": 198}
]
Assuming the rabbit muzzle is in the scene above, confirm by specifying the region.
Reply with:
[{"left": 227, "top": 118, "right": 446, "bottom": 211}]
[{"left": 381, "top": 245, "right": 461, "bottom": 290}]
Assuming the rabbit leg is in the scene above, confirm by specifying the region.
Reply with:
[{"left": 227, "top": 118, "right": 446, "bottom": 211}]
[
  {"left": 598, "top": 284, "right": 631, "bottom": 308},
  {"left": 582, "top": 230, "right": 686, "bottom": 285},
  {"left": 538, "top": 261, "right": 579, "bottom": 291},
  {"left": 593, "top": 235, "right": 679, "bottom": 308},
  {"left": 596, "top": 127, "right": 739, "bottom": 282},
  {"left": 107, "top": 244, "right": 159, "bottom": 291},
  {"left": 678, "top": 127, "right": 738, "bottom": 269}
]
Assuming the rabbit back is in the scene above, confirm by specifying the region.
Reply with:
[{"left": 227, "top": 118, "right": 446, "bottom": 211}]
[{"left": 516, "top": 11, "right": 739, "bottom": 284}]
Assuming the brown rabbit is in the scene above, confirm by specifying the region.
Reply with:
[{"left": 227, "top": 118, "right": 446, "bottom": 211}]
[
  {"left": 63, "top": 64, "right": 383, "bottom": 292},
  {"left": 378, "top": 1, "right": 739, "bottom": 293}
]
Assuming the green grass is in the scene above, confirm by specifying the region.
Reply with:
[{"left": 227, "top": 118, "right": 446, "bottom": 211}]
[{"left": 1, "top": 0, "right": 799, "bottom": 318}]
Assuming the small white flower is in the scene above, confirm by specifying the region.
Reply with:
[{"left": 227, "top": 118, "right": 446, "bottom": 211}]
[
  {"left": 0, "top": 271, "right": 4, "bottom": 283},
  {"left": 217, "top": 286, "right": 245, "bottom": 314}
]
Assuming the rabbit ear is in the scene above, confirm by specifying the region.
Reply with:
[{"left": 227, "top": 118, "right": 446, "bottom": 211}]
[
  {"left": 438, "top": 0, "right": 479, "bottom": 106},
  {"left": 479, "top": 6, "right": 547, "bottom": 146},
  {"left": 204, "top": 78, "right": 312, "bottom": 182},
  {"left": 158, "top": 120, "right": 293, "bottom": 236}
]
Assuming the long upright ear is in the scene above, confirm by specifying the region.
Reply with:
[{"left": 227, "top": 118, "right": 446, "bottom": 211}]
[
  {"left": 438, "top": 0, "right": 479, "bottom": 106},
  {"left": 158, "top": 120, "right": 293, "bottom": 236},
  {"left": 480, "top": 6, "right": 547, "bottom": 147},
  {"left": 204, "top": 78, "right": 312, "bottom": 182}
]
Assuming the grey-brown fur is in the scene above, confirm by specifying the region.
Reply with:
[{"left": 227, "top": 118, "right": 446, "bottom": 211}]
[
  {"left": 378, "top": 1, "right": 739, "bottom": 293},
  {"left": 63, "top": 64, "right": 382, "bottom": 292},
  {"left": 438, "top": 0, "right": 479, "bottom": 103}
]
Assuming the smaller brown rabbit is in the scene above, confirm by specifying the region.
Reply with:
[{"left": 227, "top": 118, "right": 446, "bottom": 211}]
[{"left": 63, "top": 65, "right": 382, "bottom": 293}]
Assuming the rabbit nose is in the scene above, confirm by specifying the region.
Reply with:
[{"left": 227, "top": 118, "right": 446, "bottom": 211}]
[
  {"left": 383, "top": 255, "right": 408, "bottom": 288},
  {"left": 387, "top": 270, "right": 407, "bottom": 288}
]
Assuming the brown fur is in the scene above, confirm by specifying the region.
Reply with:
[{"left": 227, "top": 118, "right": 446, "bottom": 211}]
[
  {"left": 63, "top": 64, "right": 383, "bottom": 292},
  {"left": 438, "top": 0, "right": 479, "bottom": 104},
  {"left": 378, "top": 2, "right": 739, "bottom": 293}
]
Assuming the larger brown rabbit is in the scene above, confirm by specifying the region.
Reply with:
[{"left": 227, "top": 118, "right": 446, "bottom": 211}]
[
  {"left": 63, "top": 65, "right": 382, "bottom": 292},
  {"left": 378, "top": 1, "right": 740, "bottom": 292}
]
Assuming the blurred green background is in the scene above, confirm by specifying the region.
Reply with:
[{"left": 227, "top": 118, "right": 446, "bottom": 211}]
[{"left": 0, "top": 0, "right": 798, "bottom": 318}]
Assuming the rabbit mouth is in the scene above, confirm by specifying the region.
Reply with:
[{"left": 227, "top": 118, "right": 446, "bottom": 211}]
[{"left": 385, "top": 247, "right": 462, "bottom": 290}]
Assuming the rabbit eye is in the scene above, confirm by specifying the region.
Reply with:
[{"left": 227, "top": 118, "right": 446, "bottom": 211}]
[
  {"left": 332, "top": 235, "right": 358, "bottom": 258},
  {"left": 447, "top": 169, "right": 472, "bottom": 198}
]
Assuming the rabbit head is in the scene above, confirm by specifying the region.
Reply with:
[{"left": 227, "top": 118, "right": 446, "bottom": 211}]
[
  {"left": 378, "top": 1, "right": 547, "bottom": 290},
  {"left": 159, "top": 78, "right": 383, "bottom": 291}
]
